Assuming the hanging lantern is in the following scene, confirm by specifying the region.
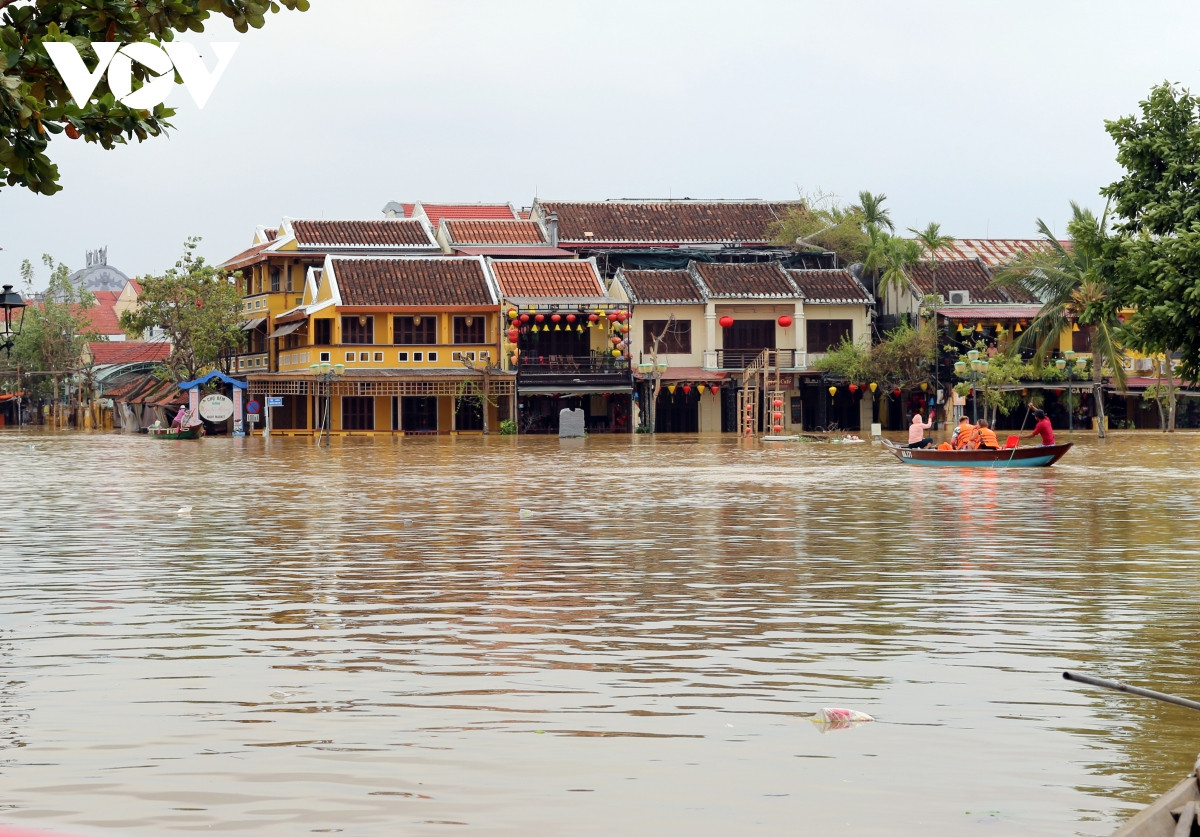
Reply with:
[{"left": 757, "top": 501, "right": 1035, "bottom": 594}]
[
  {"left": 719, "top": 315, "right": 734, "bottom": 328},
  {"left": 711, "top": 385, "right": 720, "bottom": 394},
  {"left": 507, "top": 308, "right": 518, "bottom": 320},
  {"left": 682, "top": 384, "right": 692, "bottom": 395},
  {"left": 828, "top": 386, "right": 837, "bottom": 397},
  {"left": 535, "top": 313, "right": 545, "bottom": 323},
  {"left": 869, "top": 382, "right": 878, "bottom": 393},
  {"left": 608, "top": 312, "right": 619, "bottom": 322},
  {"left": 772, "top": 424, "right": 783, "bottom": 433},
  {"left": 848, "top": 384, "right": 858, "bottom": 394},
  {"left": 616, "top": 310, "right": 629, "bottom": 322},
  {"left": 772, "top": 411, "right": 783, "bottom": 420},
  {"left": 920, "top": 382, "right": 929, "bottom": 392},
  {"left": 554, "top": 323, "right": 561, "bottom": 331},
  {"left": 566, "top": 313, "right": 576, "bottom": 324},
  {"left": 611, "top": 349, "right": 621, "bottom": 357},
  {"left": 773, "top": 398, "right": 783, "bottom": 407},
  {"left": 519, "top": 313, "right": 530, "bottom": 323},
  {"left": 611, "top": 336, "right": 621, "bottom": 345},
  {"left": 667, "top": 384, "right": 677, "bottom": 395},
  {"left": 1072, "top": 322, "right": 1080, "bottom": 332},
  {"left": 551, "top": 313, "right": 561, "bottom": 324},
  {"left": 531, "top": 323, "right": 540, "bottom": 333},
  {"left": 1020, "top": 388, "right": 1028, "bottom": 396},
  {"left": 620, "top": 324, "right": 630, "bottom": 334},
  {"left": 588, "top": 313, "right": 599, "bottom": 325},
  {"left": 893, "top": 387, "right": 902, "bottom": 397},
  {"left": 1014, "top": 322, "right": 1023, "bottom": 332},
  {"left": 974, "top": 322, "right": 983, "bottom": 332},
  {"left": 697, "top": 384, "right": 706, "bottom": 394},
  {"left": 507, "top": 328, "right": 519, "bottom": 343},
  {"left": 746, "top": 404, "right": 754, "bottom": 413},
  {"left": 576, "top": 324, "right": 584, "bottom": 333},
  {"left": 777, "top": 315, "right": 793, "bottom": 328}
]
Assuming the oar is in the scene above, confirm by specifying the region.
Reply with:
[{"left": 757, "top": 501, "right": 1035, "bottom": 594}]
[{"left": 1063, "top": 671, "right": 1200, "bottom": 713}]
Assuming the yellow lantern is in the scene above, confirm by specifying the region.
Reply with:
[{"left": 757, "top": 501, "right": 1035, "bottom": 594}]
[
  {"left": 1072, "top": 322, "right": 1080, "bottom": 332},
  {"left": 697, "top": 384, "right": 706, "bottom": 394},
  {"left": 611, "top": 349, "right": 621, "bottom": 357},
  {"left": 667, "top": 384, "right": 677, "bottom": 395},
  {"left": 828, "top": 386, "right": 837, "bottom": 397},
  {"left": 869, "top": 382, "right": 878, "bottom": 393},
  {"left": 531, "top": 323, "right": 539, "bottom": 333},
  {"left": 920, "top": 382, "right": 929, "bottom": 392}
]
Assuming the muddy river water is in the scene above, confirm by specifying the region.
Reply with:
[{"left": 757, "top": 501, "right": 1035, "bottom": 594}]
[{"left": 2, "top": 430, "right": 1199, "bottom": 836}]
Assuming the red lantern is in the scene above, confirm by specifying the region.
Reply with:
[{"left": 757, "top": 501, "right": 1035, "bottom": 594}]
[
  {"left": 617, "top": 310, "right": 629, "bottom": 322},
  {"left": 682, "top": 384, "right": 691, "bottom": 395},
  {"left": 893, "top": 388, "right": 902, "bottom": 397},
  {"left": 745, "top": 404, "right": 753, "bottom": 413},
  {"left": 620, "top": 324, "right": 629, "bottom": 334},
  {"left": 772, "top": 411, "right": 783, "bottom": 420},
  {"left": 772, "top": 424, "right": 783, "bottom": 433},
  {"left": 778, "top": 315, "right": 793, "bottom": 328},
  {"left": 711, "top": 385, "right": 720, "bottom": 394},
  {"left": 519, "top": 313, "right": 530, "bottom": 323},
  {"left": 719, "top": 315, "right": 734, "bottom": 328},
  {"left": 566, "top": 313, "right": 576, "bottom": 323},
  {"left": 507, "top": 328, "right": 519, "bottom": 343},
  {"left": 612, "top": 336, "right": 621, "bottom": 345},
  {"left": 551, "top": 313, "right": 561, "bottom": 323},
  {"left": 848, "top": 384, "right": 858, "bottom": 394},
  {"left": 608, "top": 312, "right": 619, "bottom": 322},
  {"left": 535, "top": 313, "right": 545, "bottom": 323},
  {"left": 588, "top": 313, "right": 599, "bottom": 323},
  {"left": 773, "top": 398, "right": 783, "bottom": 407}
]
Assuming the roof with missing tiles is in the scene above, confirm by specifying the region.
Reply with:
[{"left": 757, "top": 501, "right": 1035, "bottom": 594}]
[
  {"left": 329, "top": 258, "right": 496, "bottom": 307},
  {"left": 538, "top": 200, "right": 800, "bottom": 245},
  {"left": 786, "top": 269, "right": 872, "bottom": 303},
  {"left": 691, "top": 262, "right": 801, "bottom": 298},
  {"left": 907, "top": 259, "right": 1026, "bottom": 305},
  {"left": 489, "top": 259, "right": 606, "bottom": 298}
]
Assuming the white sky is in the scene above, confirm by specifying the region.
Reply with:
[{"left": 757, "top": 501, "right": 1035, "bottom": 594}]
[{"left": 3, "top": 0, "right": 1198, "bottom": 288}]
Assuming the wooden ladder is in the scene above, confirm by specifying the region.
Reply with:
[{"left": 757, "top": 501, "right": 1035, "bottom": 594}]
[{"left": 740, "top": 349, "right": 784, "bottom": 436}]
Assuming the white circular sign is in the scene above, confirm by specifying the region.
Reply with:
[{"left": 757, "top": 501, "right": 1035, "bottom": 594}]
[{"left": 198, "top": 393, "right": 234, "bottom": 422}]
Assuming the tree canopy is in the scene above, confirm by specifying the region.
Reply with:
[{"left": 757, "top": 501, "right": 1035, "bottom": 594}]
[
  {"left": 1, "top": 0, "right": 309, "bottom": 195},
  {"left": 1102, "top": 82, "right": 1200, "bottom": 380},
  {"left": 119, "top": 238, "right": 243, "bottom": 382}
]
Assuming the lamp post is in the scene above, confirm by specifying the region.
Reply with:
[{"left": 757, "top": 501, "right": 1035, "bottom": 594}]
[
  {"left": 956, "top": 348, "right": 985, "bottom": 423},
  {"left": 1055, "top": 350, "right": 1088, "bottom": 433},
  {"left": 309, "top": 361, "right": 345, "bottom": 446},
  {"left": 0, "top": 284, "right": 27, "bottom": 358}
]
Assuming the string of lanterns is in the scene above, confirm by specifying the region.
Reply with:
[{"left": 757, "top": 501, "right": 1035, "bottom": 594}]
[
  {"left": 505, "top": 306, "right": 633, "bottom": 360},
  {"left": 718, "top": 315, "right": 796, "bottom": 328}
]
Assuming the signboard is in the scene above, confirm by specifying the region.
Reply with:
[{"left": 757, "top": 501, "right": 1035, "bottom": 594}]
[
  {"left": 267, "top": 396, "right": 284, "bottom": 408},
  {"left": 246, "top": 413, "right": 260, "bottom": 423},
  {"left": 245, "top": 399, "right": 260, "bottom": 414},
  {"left": 198, "top": 393, "right": 234, "bottom": 422}
]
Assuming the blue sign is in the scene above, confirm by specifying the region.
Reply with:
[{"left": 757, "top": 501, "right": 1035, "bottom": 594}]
[
  {"left": 267, "top": 396, "right": 284, "bottom": 408},
  {"left": 245, "top": 400, "right": 260, "bottom": 414}
]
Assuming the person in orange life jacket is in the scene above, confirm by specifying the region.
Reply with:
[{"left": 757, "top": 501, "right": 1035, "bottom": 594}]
[
  {"left": 974, "top": 418, "right": 999, "bottom": 450},
  {"left": 906, "top": 409, "right": 935, "bottom": 448},
  {"left": 1023, "top": 408, "right": 1056, "bottom": 446},
  {"left": 951, "top": 416, "right": 974, "bottom": 450}
]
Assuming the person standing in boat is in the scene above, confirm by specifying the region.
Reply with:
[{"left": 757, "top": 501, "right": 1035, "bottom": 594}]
[
  {"left": 1023, "top": 408, "right": 1055, "bottom": 446},
  {"left": 906, "top": 409, "right": 935, "bottom": 448}
]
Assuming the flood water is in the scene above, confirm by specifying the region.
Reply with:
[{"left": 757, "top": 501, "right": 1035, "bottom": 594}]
[{"left": 2, "top": 429, "right": 1200, "bottom": 836}]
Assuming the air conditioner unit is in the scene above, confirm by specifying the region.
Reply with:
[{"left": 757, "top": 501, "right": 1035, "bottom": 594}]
[{"left": 947, "top": 290, "right": 970, "bottom": 305}]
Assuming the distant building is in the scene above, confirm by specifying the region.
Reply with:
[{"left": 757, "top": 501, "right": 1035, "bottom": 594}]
[{"left": 69, "top": 248, "right": 131, "bottom": 293}]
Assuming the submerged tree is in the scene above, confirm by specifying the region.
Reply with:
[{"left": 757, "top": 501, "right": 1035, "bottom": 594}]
[
  {"left": 1, "top": 0, "right": 310, "bottom": 195},
  {"left": 120, "top": 238, "right": 243, "bottom": 382},
  {"left": 989, "top": 202, "right": 1125, "bottom": 437}
]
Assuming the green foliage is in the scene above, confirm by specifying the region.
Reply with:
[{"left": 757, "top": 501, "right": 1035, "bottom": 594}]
[
  {"left": 120, "top": 238, "right": 243, "bottom": 382},
  {"left": 0, "top": 0, "right": 309, "bottom": 195},
  {"left": 1102, "top": 82, "right": 1200, "bottom": 380},
  {"left": 769, "top": 189, "right": 891, "bottom": 265},
  {"left": 499, "top": 418, "right": 517, "bottom": 435},
  {"left": 817, "top": 321, "right": 934, "bottom": 390}
]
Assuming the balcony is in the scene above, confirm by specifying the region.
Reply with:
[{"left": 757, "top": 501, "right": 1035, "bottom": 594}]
[
  {"left": 704, "top": 349, "right": 806, "bottom": 370},
  {"left": 516, "top": 351, "right": 633, "bottom": 393}
]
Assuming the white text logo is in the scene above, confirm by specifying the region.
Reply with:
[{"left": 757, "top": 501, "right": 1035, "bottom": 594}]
[{"left": 44, "top": 42, "right": 238, "bottom": 110}]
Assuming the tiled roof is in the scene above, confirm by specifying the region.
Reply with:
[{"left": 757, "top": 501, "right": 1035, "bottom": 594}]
[
  {"left": 88, "top": 341, "right": 171, "bottom": 365},
  {"left": 540, "top": 200, "right": 801, "bottom": 245},
  {"left": 442, "top": 220, "right": 546, "bottom": 245},
  {"left": 786, "top": 269, "right": 872, "bottom": 303},
  {"left": 929, "top": 238, "right": 1061, "bottom": 267},
  {"left": 92, "top": 290, "right": 120, "bottom": 305},
  {"left": 220, "top": 239, "right": 275, "bottom": 270},
  {"left": 618, "top": 269, "right": 704, "bottom": 303},
  {"left": 692, "top": 262, "right": 800, "bottom": 298},
  {"left": 331, "top": 258, "right": 495, "bottom": 306},
  {"left": 291, "top": 219, "right": 436, "bottom": 249},
  {"left": 413, "top": 202, "right": 519, "bottom": 222},
  {"left": 490, "top": 259, "right": 605, "bottom": 298},
  {"left": 908, "top": 260, "right": 1013, "bottom": 304},
  {"left": 84, "top": 302, "right": 122, "bottom": 335}
]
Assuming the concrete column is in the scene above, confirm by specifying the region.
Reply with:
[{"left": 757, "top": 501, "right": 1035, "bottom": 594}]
[{"left": 232, "top": 388, "right": 245, "bottom": 436}]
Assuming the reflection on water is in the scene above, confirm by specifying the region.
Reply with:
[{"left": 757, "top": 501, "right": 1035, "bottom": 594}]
[{"left": 2, "top": 430, "right": 1199, "bottom": 836}]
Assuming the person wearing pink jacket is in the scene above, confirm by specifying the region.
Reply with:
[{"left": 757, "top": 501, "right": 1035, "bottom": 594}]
[{"left": 907, "top": 410, "right": 935, "bottom": 448}]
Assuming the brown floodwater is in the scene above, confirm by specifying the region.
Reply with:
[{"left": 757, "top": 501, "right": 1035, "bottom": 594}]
[{"left": 2, "top": 429, "right": 1199, "bottom": 836}]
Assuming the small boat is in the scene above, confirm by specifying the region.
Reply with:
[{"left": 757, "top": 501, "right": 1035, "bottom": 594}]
[
  {"left": 1112, "top": 754, "right": 1200, "bottom": 836},
  {"left": 881, "top": 438, "right": 1071, "bottom": 467},
  {"left": 148, "top": 424, "right": 204, "bottom": 440}
]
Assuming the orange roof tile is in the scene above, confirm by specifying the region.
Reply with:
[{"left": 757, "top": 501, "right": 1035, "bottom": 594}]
[
  {"left": 414, "top": 202, "right": 518, "bottom": 222},
  {"left": 786, "top": 269, "right": 872, "bottom": 303},
  {"left": 442, "top": 219, "right": 546, "bottom": 245},
  {"left": 84, "top": 303, "right": 122, "bottom": 335},
  {"left": 291, "top": 219, "right": 437, "bottom": 249},
  {"left": 331, "top": 258, "right": 495, "bottom": 306},
  {"left": 540, "top": 200, "right": 801, "bottom": 245},
  {"left": 692, "top": 262, "right": 800, "bottom": 297},
  {"left": 88, "top": 341, "right": 171, "bottom": 365},
  {"left": 490, "top": 260, "right": 605, "bottom": 298},
  {"left": 617, "top": 269, "right": 704, "bottom": 303}
]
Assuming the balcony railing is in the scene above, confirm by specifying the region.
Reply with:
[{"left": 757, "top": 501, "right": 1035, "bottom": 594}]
[
  {"left": 517, "top": 353, "right": 630, "bottom": 375},
  {"left": 704, "top": 349, "right": 806, "bottom": 370}
]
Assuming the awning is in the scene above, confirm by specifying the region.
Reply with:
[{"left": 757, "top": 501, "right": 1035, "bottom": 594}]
[
  {"left": 633, "top": 366, "right": 726, "bottom": 382},
  {"left": 239, "top": 317, "right": 266, "bottom": 331},
  {"left": 939, "top": 305, "right": 1043, "bottom": 320},
  {"left": 268, "top": 321, "right": 304, "bottom": 339},
  {"left": 520, "top": 385, "right": 633, "bottom": 395}
]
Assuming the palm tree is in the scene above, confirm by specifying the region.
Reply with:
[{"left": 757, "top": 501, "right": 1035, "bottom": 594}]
[
  {"left": 990, "top": 202, "right": 1126, "bottom": 437},
  {"left": 854, "top": 191, "right": 894, "bottom": 233},
  {"left": 908, "top": 222, "right": 955, "bottom": 397}
]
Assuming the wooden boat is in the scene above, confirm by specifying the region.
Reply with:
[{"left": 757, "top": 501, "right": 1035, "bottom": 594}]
[
  {"left": 881, "top": 438, "right": 1071, "bottom": 467},
  {"left": 1112, "top": 754, "right": 1200, "bottom": 836},
  {"left": 148, "top": 424, "right": 204, "bottom": 440}
]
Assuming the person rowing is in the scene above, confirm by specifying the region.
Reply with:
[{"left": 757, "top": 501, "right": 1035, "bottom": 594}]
[{"left": 1023, "top": 408, "right": 1055, "bottom": 446}]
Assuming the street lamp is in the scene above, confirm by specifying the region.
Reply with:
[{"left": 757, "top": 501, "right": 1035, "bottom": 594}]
[
  {"left": 956, "top": 348, "right": 986, "bottom": 423},
  {"left": 1055, "top": 350, "right": 1088, "bottom": 433},
  {"left": 0, "top": 284, "right": 27, "bottom": 358},
  {"left": 309, "top": 361, "right": 345, "bottom": 446}
]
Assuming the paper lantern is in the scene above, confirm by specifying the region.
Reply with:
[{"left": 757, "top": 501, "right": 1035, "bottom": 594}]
[
  {"left": 566, "top": 313, "right": 576, "bottom": 323},
  {"left": 697, "top": 384, "right": 706, "bottom": 394},
  {"left": 611, "top": 336, "right": 622, "bottom": 345},
  {"left": 616, "top": 310, "right": 629, "bottom": 322},
  {"left": 719, "top": 315, "right": 734, "bottom": 328},
  {"left": 893, "top": 388, "right": 902, "bottom": 397},
  {"left": 507, "top": 308, "right": 518, "bottom": 320},
  {"left": 848, "top": 384, "right": 858, "bottom": 394},
  {"left": 920, "top": 382, "right": 929, "bottom": 392},
  {"left": 974, "top": 322, "right": 983, "bottom": 332},
  {"left": 777, "top": 315, "right": 793, "bottom": 328},
  {"left": 588, "top": 313, "right": 599, "bottom": 323},
  {"left": 746, "top": 404, "right": 754, "bottom": 413},
  {"left": 551, "top": 313, "right": 561, "bottom": 323},
  {"left": 620, "top": 324, "right": 630, "bottom": 334},
  {"left": 682, "top": 384, "right": 691, "bottom": 395},
  {"left": 869, "top": 382, "right": 878, "bottom": 392},
  {"left": 608, "top": 312, "right": 619, "bottom": 322},
  {"left": 711, "top": 385, "right": 720, "bottom": 394},
  {"left": 507, "top": 328, "right": 519, "bottom": 342},
  {"left": 611, "top": 349, "right": 621, "bottom": 357},
  {"left": 531, "top": 324, "right": 540, "bottom": 333},
  {"left": 772, "top": 411, "right": 783, "bottom": 420},
  {"left": 535, "top": 313, "right": 545, "bottom": 323},
  {"left": 773, "top": 398, "right": 783, "bottom": 407},
  {"left": 828, "top": 386, "right": 837, "bottom": 397},
  {"left": 519, "top": 313, "right": 529, "bottom": 323},
  {"left": 576, "top": 324, "right": 584, "bottom": 333},
  {"left": 667, "top": 384, "right": 677, "bottom": 395},
  {"left": 1014, "top": 322, "right": 1023, "bottom": 332},
  {"left": 772, "top": 424, "right": 782, "bottom": 433}
]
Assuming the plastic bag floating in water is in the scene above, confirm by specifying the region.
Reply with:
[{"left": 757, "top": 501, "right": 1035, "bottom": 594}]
[{"left": 813, "top": 707, "right": 875, "bottom": 731}]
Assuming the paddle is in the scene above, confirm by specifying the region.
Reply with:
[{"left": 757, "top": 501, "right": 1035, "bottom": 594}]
[{"left": 1063, "top": 671, "right": 1200, "bottom": 713}]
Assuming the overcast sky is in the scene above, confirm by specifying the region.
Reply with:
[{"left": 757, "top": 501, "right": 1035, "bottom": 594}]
[{"left": 4, "top": 0, "right": 1198, "bottom": 289}]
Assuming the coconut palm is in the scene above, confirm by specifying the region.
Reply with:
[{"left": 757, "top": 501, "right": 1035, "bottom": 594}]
[
  {"left": 908, "top": 222, "right": 955, "bottom": 394},
  {"left": 854, "top": 191, "right": 894, "bottom": 233},
  {"left": 990, "top": 202, "right": 1126, "bottom": 437}
]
